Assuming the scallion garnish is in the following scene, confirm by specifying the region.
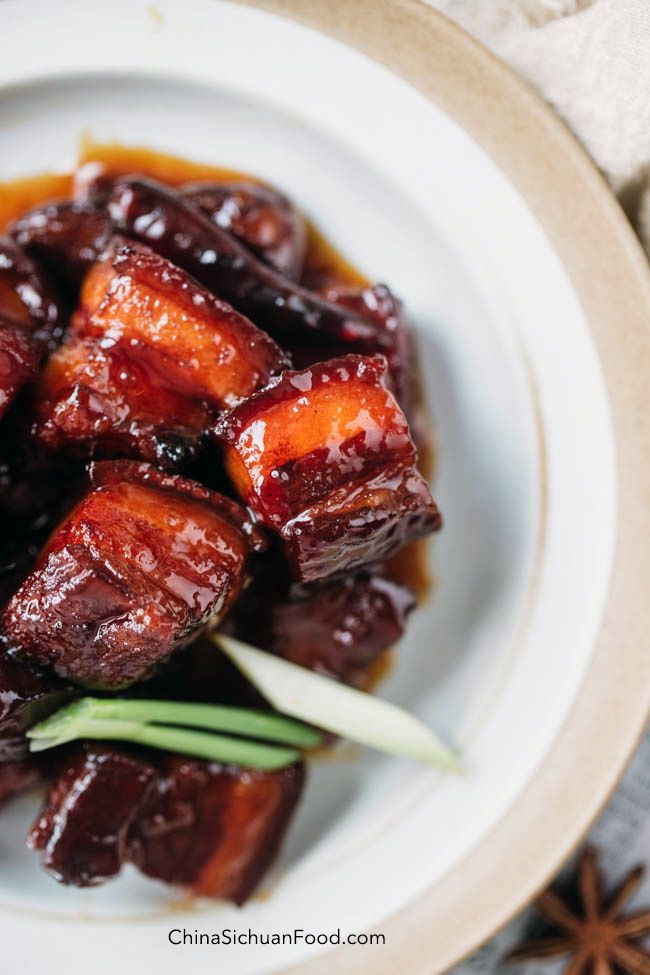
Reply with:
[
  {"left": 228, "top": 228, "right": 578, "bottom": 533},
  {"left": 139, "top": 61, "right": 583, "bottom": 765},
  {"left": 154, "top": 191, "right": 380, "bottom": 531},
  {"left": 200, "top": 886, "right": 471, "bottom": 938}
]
[
  {"left": 212, "top": 634, "right": 461, "bottom": 772},
  {"left": 30, "top": 696, "right": 320, "bottom": 747},
  {"left": 27, "top": 697, "right": 318, "bottom": 770},
  {"left": 28, "top": 638, "right": 460, "bottom": 773}
]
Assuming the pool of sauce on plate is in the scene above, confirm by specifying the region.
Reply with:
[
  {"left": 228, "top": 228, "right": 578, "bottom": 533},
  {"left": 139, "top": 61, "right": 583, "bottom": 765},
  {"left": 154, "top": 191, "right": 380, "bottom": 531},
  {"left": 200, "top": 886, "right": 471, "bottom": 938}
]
[{"left": 0, "top": 140, "right": 433, "bottom": 609}]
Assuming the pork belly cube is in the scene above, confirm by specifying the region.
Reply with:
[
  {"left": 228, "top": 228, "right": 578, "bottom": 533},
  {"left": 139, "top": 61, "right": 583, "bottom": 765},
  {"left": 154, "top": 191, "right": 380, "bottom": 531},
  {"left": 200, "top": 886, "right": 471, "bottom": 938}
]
[
  {"left": 0, "top": 759, "right": 41, "bottom": 810},
  {"left": 129, "top": 756, "right": 305, "bottom": 904},
  {"left": 1, "top": 461, "right": 257, "bottom": 689},
  {"left": 73, "top": 240, "right": 288, "bottom": 409},
  {"left": 28, "top": 745, "right": 157, "bottom": 886},
  {"left": 223, "top": 565, "right": 415, "bottom": 687},
  {"left": 34, "top": 337, "right": 212, "bottom": 469},
  {"left": 32, "top": 240, "right": 287, "bottom": 467},
  {"left": 214, "top": 354, "right": 441, "bottom": 581},
  {"left": 0, "top": 654, "right": 73, "bottom": 762},
  {"left": 29, "top": 747, "right": 305, "bottom": 901},
  {"left": 182, "top": 180, "right": 307, "bottom": 279}
]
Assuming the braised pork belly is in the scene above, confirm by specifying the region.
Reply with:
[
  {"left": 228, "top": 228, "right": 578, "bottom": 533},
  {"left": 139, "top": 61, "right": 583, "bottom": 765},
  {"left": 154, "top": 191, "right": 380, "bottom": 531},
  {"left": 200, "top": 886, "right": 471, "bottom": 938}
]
[
  {"left": 223, "top": 559, "right": 415, "bottom": 687},
  {"left": 214, "top": 354, "right": 440, "bottom": 582},
  {"left": 28, "top": 745, "right": 157, "bottom": 886},
  {"left": 0, "top": 151, "right": 441, "bottom": 902},
  {"left": 29, "top": 744, "right": 305, "bottom": 903},
  {"left": 1, "top": 461, "right": 257, "bottom": 689},
  {"left": 107, "top": 179, "right": 406, "bottom": 391},
  {"left": 130, "top": 755, "right": 305, "bottom": 904},
  {"left": 34, "top": 240, "right": 287, "bottom": 467}
]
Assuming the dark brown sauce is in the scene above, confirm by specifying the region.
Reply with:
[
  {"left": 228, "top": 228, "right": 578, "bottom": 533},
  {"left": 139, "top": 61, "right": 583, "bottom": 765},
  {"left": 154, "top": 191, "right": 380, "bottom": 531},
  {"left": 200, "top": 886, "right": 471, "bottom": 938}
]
[{"left": 0, "top": 140, "right": 432, "bottom": 601}]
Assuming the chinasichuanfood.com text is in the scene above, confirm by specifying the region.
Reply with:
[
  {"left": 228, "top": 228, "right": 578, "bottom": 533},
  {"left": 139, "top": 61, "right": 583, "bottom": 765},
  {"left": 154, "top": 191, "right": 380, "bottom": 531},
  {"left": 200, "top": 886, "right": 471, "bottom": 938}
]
[{"left": 168, "top": 928, "right": 386, "bottom": 947}]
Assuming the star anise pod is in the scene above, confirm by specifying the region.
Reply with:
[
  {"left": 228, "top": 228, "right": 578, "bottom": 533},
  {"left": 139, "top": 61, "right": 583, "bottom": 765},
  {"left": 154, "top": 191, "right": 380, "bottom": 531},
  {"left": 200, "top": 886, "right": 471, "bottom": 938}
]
[{"left": 507, "top": 847, "right": 650, "bottom": 975}]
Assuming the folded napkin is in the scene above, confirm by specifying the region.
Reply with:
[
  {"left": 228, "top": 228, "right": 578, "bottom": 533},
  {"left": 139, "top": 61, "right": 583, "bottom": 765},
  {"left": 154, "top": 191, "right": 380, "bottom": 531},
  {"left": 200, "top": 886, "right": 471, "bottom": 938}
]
[{"left": 431, "top": 0, "right": 650, "bottom": 254}]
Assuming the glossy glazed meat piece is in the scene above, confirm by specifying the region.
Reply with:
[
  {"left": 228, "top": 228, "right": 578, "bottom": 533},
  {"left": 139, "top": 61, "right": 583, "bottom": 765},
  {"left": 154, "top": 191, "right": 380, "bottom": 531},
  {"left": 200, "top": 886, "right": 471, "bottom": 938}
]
[
  {"left": 32, "top": 240, "right": 287, "bottom": 467},
  {"left": 73, "top": 240, "right": 287, "bottom": 408},
  {"left": 107, "top": 178, "right": 394, "bottom": 359},
  {"left": 223, "top": 563, "right": 415, "bottom": 687},
  {"left": 34, "top": 337, "right": 213, "bottom": 469},
  {"left": 29, "top": 746, "right": 157, "bottom": 886},
  {"left": 10, "top": 201, "right": 113, "bottom": 289},
  {"left": 1, "top": 460, "right": 256, "bottom": 689},
  {"left": 129, "top": 756, "right": 305, "bottom": 904},
  {"left": 29, "top": 747, "right": 305, "bottom": 901},
  {"left": 214, "top": 354, "right": 441, "bottom": 581},
  {"left": 182, "top": 180, "right": 307, "bottom": 279},
  {"left": 0, "top": 654, "right": 73, "bottom": 761},
  {"left": 0, "top": 759, "right": 40, "bottom": 810},
  {"left": 215, "top": 355, "right": 414, "bottom": 526}
]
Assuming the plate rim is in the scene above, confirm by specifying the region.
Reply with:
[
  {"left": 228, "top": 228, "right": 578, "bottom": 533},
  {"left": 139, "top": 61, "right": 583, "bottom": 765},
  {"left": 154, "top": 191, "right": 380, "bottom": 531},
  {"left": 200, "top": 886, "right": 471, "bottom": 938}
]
[{"left": 231, "top": 1, "right": 650, "bottom": 972}]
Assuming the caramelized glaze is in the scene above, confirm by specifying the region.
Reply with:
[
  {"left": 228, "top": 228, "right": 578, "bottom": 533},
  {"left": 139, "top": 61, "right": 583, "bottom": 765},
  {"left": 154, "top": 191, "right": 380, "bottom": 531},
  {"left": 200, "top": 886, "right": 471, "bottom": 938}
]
[
  {"left": 214, "top": 354, "right": 441, "bottom": 582},
  {"left": 0, "top": 142, "right": 432, "bottom": 656},
  {"left": 33, "top": 238, "right": 287, "bottom": 467},
  {"left": 0, "top": 141, "right": 441, "bottom": 905},
  {"left": 2, "top": 461, "right": 256, "bottom": 689}
]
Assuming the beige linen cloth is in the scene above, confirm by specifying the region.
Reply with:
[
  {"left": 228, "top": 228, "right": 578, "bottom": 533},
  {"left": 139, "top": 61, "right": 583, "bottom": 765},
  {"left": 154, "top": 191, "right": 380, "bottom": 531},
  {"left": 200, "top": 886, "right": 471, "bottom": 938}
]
[{"left": 430, "top": 0, "right": 650, "bottom": 256}]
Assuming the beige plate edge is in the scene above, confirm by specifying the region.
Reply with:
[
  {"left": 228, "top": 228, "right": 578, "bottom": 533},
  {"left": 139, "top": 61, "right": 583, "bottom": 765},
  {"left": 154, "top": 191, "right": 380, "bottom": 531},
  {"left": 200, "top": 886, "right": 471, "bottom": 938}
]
[{"left": 231, "top": 1, "right": 650, "bottom": 972}]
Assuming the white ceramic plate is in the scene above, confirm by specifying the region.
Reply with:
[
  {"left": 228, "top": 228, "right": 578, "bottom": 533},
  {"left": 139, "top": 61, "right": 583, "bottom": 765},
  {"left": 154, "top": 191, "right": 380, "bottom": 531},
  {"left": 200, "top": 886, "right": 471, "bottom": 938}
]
[{"left": 1, "top": 2, "right": 649, "bottom": 974}]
